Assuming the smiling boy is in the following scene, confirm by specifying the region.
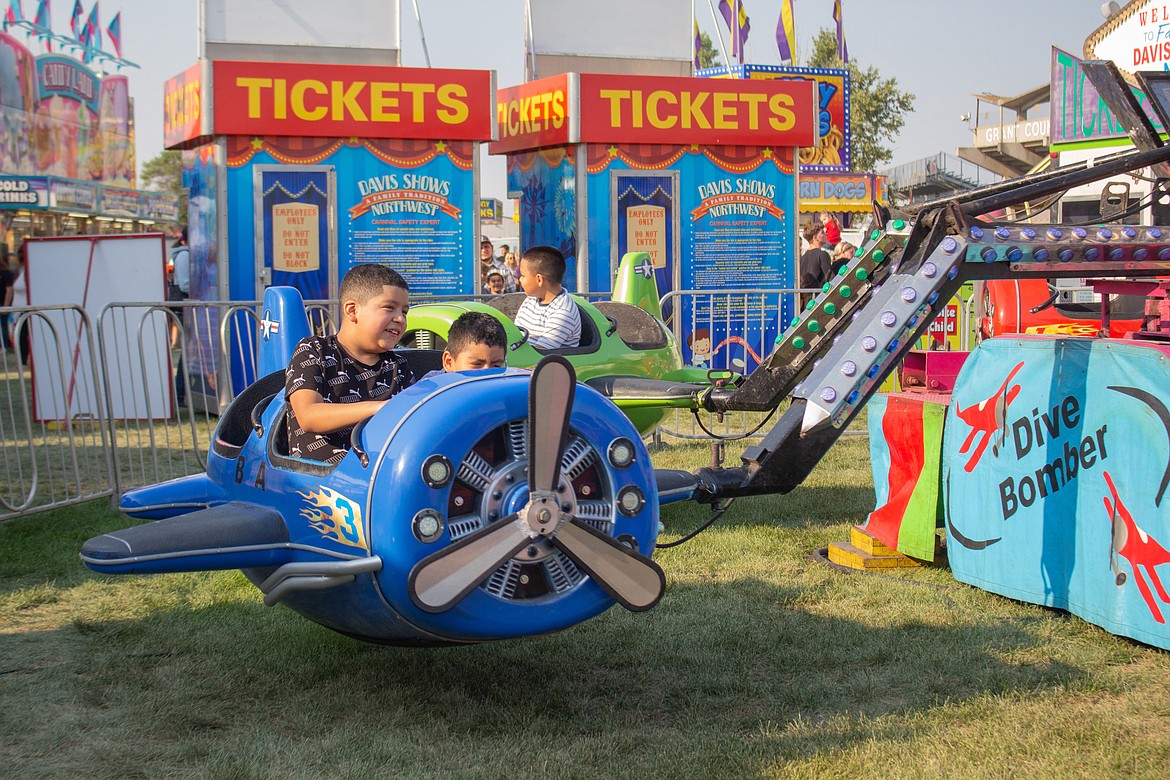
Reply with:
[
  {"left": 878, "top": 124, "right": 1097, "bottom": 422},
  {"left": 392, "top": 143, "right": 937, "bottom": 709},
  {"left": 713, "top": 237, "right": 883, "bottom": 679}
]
[{"left": 285, "top": 265, "right": 415, "bottom": 464}]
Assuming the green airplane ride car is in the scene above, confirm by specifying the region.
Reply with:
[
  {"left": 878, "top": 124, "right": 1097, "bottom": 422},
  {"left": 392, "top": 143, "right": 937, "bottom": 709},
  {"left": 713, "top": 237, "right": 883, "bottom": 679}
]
[{"left": 402, "top": 253, "right": 713, "bottom": 433}]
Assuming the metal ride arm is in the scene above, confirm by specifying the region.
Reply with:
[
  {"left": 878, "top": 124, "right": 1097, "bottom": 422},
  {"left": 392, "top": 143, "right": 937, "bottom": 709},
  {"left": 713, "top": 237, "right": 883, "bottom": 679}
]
[{"left": 690, "top": 141, "right": 1170, "bottom": 504}]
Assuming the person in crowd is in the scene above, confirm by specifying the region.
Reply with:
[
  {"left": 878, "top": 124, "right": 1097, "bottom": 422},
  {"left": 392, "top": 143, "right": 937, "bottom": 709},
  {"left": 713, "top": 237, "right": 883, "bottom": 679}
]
[
  {"left": 170, "top": 227, "right": 190, "bottom": 304},
  {"left": 798, "top": 222, "right": 832, "bottom": 311},
  {"left": 503, "top": 250, "right": 520, "bottom": 285},
  {"left": 830, "top": 241, "right": 858, "bottom": 276},
  {"left": 514, "top": 245, "right": 581, "bottom": 350},
  {"left": 0, "top": 249, "right": 13, "bottom": 351},
  {"left": 10, "top": 252, "right": 28, "bottom": 365},
  {"left": 477, "top": 238, "right": 514, "bottom": 292},
  {"left": 484, "top": 269, "right": 507, "bottom": 296},
  {"left": 480, "top": 238, "right": 514, "bottom": 292},
  {"left": 169, "top": 228, "right": 191, "bottom": 405},
  {"left": 479, "top": 238, "right": 496, "bottom": 278},
  {"left": 819, "top": 211, "right": 842, "bottom": 249},
  {"left": 497, "top": 243, "right": 510, "bottom": 263},
  {"left": 285, "top": 264, "right": 415, "bottom": 464}
]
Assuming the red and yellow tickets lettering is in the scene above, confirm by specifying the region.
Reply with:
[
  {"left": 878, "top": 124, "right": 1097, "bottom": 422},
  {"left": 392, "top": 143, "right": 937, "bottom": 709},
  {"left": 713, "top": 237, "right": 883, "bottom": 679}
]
[
  {"left": 212, "top": 61, "right": 493, "bottom": 141},
  {"left": 578, "top": 73, "right": 815, "bottom": 147},
  {"left": 491, "top": 74, "right": 571, "bottom": 154},
  {"left": 491, "top": 73, "right": 818, "bottom": 152},
  {"left": 163, "top": 63, "right": 205, "bottom": 149}
]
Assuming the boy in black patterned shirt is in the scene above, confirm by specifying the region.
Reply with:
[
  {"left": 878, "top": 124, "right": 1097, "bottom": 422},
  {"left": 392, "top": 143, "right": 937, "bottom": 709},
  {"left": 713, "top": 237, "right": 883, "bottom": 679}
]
[{"left": 285, "top": 265, "right": 415, "bottom": 464}]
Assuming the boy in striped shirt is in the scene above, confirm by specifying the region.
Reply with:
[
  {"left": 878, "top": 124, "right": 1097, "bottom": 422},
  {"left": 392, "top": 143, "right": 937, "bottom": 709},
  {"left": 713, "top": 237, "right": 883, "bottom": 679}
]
[{"left": 514, "top": 245, "right": 581, "bottom": 350}]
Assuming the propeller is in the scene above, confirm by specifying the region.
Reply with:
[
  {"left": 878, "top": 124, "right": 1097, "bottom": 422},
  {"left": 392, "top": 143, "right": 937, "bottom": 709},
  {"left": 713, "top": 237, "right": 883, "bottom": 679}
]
[{"left": 409, "top": 356, "right": 665, "bottom": 614}]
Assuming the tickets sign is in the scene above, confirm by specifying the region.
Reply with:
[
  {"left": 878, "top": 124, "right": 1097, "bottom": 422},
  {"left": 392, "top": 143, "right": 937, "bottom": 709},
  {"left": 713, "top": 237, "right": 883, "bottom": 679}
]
[
  {"left": 492, "top": 73, "right": 572, "bottom": 154},
  {"left": 164, "top": 62, "right": 209, "bottom": 149},
  {"left": 212, "top": 61, "right": 495, "bottom": 141},
  {"left": 578, "top": 73, "right": 816, "bottom": 147}
]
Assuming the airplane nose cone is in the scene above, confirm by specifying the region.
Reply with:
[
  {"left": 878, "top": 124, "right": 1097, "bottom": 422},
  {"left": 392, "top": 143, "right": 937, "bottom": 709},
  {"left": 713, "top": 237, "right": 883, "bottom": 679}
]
[{"left": 502, "top": 485, "right": 532, "bottom": 516}]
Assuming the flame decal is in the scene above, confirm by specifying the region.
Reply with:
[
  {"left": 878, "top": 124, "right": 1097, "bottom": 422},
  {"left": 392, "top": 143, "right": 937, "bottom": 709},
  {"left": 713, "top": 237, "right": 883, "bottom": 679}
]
[{"left": 298, "top": 487, "right": 368, "bottom": 551}]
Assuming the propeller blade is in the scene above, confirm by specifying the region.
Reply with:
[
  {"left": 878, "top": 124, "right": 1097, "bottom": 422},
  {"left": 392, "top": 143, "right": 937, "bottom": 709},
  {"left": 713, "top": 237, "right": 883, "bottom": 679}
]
[
  {"left": 551, "top": 520, "right": 666, "bottom": 611},
  {"left": 409, "top": 514, "right": 531, "bottom": 613},
  {"left": 529, "top": 356, "right": 576, "bottom": 493}
]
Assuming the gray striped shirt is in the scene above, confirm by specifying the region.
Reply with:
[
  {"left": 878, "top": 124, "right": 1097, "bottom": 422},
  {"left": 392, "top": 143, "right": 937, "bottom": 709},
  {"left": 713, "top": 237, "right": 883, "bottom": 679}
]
[{"left": 514, "top": 290, "right": 581, "bottom": 350}]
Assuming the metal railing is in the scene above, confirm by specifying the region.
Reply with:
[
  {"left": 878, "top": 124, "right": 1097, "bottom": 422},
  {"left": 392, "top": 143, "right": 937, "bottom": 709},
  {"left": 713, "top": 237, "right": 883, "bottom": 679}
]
[
  {"left": 2, "top": 289, "right": 876, "bottom": 520},
  {"left": 656, "top": 287, "right": 808, "bottom": 441},
  {"left": 660, "top": 287, "right": 804, "bottom": 372},
  {"left": 0, "top": 306, "right": 114, "bottom": 517},
  {"left": 883, "top": 152, "right": 1002, "bottom": 197}
]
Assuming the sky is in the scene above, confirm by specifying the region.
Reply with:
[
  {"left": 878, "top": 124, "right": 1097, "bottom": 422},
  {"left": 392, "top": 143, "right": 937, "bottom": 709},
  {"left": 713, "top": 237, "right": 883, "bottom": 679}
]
[{"left": 24, "top": 0, "right": 1108, "bottom": 201}]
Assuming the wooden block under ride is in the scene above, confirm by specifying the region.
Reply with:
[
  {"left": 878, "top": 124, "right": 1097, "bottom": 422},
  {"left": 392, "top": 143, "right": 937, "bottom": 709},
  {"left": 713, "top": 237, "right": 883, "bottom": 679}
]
[
  {"left": 827, "top": 541, "right": 922, "bottom": 570},
  {"left": 850, "top": 525, "right": 900, "bottom": 556}
]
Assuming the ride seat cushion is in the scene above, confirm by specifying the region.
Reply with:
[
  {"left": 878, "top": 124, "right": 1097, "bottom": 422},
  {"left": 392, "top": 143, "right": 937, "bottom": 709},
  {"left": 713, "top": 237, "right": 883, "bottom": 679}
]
[
  {"left": 400, "top": 349, "right": 444, "bottom": 377},
  {"left": 593, "top": 302, "right": 668, "bottom": 350},
  {"left": 213, "top": 370, "right": 287, "bottom": 455},
  {"left": 486, "top": 292, "right": 526, "bottom": 320}
]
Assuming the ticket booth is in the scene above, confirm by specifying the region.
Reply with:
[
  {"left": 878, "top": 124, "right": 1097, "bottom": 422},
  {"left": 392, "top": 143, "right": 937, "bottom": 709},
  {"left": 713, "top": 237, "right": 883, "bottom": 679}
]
[
  {"left": 163, "top": 60, "right": 495, "bottom": 408},
  {"left": 493, "top": 73, "right": 817, "bottom": 370}
]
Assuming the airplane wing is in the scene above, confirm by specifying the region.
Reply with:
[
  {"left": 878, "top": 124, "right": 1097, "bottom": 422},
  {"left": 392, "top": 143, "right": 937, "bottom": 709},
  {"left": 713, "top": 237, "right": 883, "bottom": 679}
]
[{"left": 81, "top": 502, "right": 293, "bottom": 575}]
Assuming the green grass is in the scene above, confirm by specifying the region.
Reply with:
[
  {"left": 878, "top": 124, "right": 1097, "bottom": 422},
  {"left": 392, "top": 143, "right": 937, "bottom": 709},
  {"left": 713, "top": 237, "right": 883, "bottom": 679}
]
[{"left": 4, "top": 439, "right": 1170, "bottom": 778}]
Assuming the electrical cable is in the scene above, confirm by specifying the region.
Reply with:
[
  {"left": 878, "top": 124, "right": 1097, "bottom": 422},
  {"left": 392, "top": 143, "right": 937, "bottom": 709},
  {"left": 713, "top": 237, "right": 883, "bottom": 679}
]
[
  {"left": 656, "top": 498, "right": 735, "bottom": 549},
  {"left": 690, "top": 403, "right": 778, "bottom": 441}
]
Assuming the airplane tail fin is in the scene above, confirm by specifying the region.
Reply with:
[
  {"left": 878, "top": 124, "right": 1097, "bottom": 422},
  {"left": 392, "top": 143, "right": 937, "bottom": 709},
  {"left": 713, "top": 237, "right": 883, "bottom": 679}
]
[
  {"left": 119, "top": 473, "right": 228, "bottom": 520},
  {"left": 258, "top": 286, "right": 313, "bottom": 377},
  {"left": 612, "top": 252, "right": 663, "bottom": 319}
]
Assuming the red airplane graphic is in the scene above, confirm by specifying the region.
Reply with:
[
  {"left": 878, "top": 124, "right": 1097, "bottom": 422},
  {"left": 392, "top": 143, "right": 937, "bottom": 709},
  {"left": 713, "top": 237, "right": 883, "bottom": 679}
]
[
  {"left": 954, "top": 361, "right": 1024, "bottom": 473},
  {"left": 1103, "top": 471, "right": 1170, "bottom": 624}
]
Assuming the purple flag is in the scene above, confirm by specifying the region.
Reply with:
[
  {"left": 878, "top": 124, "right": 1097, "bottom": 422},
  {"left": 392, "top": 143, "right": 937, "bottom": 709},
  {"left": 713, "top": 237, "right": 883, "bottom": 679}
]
[
  {"left": 833, "top": 0, "right": 848, "bottom": 63},
  {"left": 694, "top": 17, "right": 702, "bottom": 69},
  {"left": 776, "top": 0, "right": 795, "bottom": 64},
  {"left": 718, "top": 0, "right": 750, "bottom": 63}
]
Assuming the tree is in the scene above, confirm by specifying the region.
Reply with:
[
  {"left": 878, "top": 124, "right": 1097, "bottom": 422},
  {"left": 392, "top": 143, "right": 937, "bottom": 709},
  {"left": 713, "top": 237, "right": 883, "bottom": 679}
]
[
  {"left": 140, "top": 149, "right": 187, "bottom": 226},
  {"left": 697, "top": 32, "right": 721, "bottom": 69},
  {"left": 806, "top": 29, "right": 914, "bottom": 174}
]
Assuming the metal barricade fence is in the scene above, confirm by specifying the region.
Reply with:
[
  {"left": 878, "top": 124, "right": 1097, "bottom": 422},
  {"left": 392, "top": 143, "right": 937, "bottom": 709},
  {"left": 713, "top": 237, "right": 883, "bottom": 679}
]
[
  {"left": 0, "top": 305, "right": 114, "bottom": 519},
  {"left": 97, "top": 299, "right": 340, "bottom": 498},
  {"left": 655, "top": 288, "right": 814, "bottom": 441},
  {"left": 2, "top": 287, "right": 882, "bottom": 520}
]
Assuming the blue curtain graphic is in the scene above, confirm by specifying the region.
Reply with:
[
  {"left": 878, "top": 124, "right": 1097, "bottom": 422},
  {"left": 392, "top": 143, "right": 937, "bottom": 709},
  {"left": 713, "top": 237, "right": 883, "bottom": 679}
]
[
  {"left": 261, "top": 169, "right": 331, "bottom": 302},
  {"left": 616, "top": 174, "right": 674, "bottom": 318}
]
